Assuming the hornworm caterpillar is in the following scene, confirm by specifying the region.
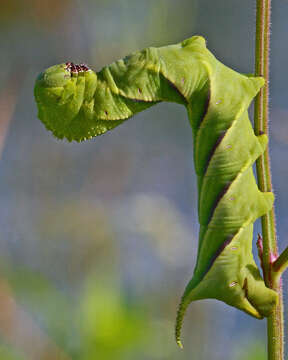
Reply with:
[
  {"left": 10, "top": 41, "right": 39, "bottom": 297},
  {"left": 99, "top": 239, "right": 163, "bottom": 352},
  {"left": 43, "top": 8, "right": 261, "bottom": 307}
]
[{"left": 34, "top": 36, "right": 278, "bottom": 347}]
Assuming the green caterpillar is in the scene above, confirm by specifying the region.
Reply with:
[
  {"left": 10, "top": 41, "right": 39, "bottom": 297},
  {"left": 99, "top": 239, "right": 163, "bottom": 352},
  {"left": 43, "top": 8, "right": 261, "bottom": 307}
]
[{"left": 34, "top": 36, "right": 278, "bottom": 347}]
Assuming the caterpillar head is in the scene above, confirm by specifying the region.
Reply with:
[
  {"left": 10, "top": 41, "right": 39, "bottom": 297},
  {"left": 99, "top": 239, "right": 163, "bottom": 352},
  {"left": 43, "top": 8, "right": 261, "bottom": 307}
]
[{"left": 34, "top": 62, "right": 98, "bottom": 141}]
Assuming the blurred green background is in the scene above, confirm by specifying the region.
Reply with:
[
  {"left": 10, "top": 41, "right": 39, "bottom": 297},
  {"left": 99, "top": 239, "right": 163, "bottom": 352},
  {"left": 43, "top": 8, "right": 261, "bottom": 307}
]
[{"left": 0, "top": 0, "right": 287, "bottom": 359}]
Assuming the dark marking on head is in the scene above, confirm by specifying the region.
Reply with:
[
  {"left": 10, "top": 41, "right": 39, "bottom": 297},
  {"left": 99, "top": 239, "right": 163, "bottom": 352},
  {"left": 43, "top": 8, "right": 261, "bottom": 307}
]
[
  {"left": 65, "top": 62, "right": 90, "bottom": 73},
  {"left": 80, "top": 63, "right": 90, "bottom": 71}
]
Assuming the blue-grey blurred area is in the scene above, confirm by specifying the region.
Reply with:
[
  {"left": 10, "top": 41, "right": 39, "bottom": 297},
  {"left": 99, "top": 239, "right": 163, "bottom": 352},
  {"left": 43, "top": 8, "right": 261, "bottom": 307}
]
[{"left": 0, "top": 0, "right": 287, "bottom": 359}]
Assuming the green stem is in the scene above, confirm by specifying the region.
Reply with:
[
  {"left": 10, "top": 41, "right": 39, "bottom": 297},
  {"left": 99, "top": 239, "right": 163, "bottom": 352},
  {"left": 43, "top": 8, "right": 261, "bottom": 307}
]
[
  {"left": 273, "top": 246, "right": 288, "bottom": 278},
  {"left": 254, "top": 1, "right": 284, "bottom": 359}
]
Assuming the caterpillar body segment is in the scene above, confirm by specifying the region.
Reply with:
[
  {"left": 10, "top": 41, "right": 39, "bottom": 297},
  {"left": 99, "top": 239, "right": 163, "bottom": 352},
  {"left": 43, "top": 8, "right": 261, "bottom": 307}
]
[{"left": 34, "top": 36, "right": 278, "bottom": 347}]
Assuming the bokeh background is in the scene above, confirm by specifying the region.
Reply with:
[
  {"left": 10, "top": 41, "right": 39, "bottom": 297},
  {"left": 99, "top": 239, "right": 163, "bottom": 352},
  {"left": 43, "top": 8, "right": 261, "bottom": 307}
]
[{"left": 0, "top": 0, "right": 287, "bottom": 359}]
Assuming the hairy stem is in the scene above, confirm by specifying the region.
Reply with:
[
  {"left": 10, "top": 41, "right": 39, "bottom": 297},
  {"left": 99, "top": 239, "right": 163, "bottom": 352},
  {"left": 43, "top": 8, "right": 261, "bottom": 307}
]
[
  {"left": 254, "top": 0, "right": 284, "bottom": 359},
  {"left": 273, "top": 246, "right": 288, "bottom": 278}
]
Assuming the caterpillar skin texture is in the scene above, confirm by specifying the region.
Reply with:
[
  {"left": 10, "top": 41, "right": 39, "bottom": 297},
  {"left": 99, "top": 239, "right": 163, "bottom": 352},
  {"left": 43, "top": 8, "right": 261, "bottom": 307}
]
[{"left": 34, "top": 36, "right": 278, "bottom": 347}]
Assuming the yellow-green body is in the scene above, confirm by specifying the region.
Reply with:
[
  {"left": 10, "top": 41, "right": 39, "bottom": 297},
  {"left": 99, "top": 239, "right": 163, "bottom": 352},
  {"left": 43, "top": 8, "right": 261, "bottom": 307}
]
[{"left": 34, "top": 36, "right": 278, "bottom": 347}]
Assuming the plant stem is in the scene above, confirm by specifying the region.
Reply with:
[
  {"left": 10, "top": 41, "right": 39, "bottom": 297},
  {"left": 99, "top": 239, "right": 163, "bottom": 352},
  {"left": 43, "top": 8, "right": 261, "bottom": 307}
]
[
  {"left": 254, "top": 1, "right": 284, "bottom": 359},
  {"left": 273, "top": 245, "right": 288, "bottom": 278}
]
